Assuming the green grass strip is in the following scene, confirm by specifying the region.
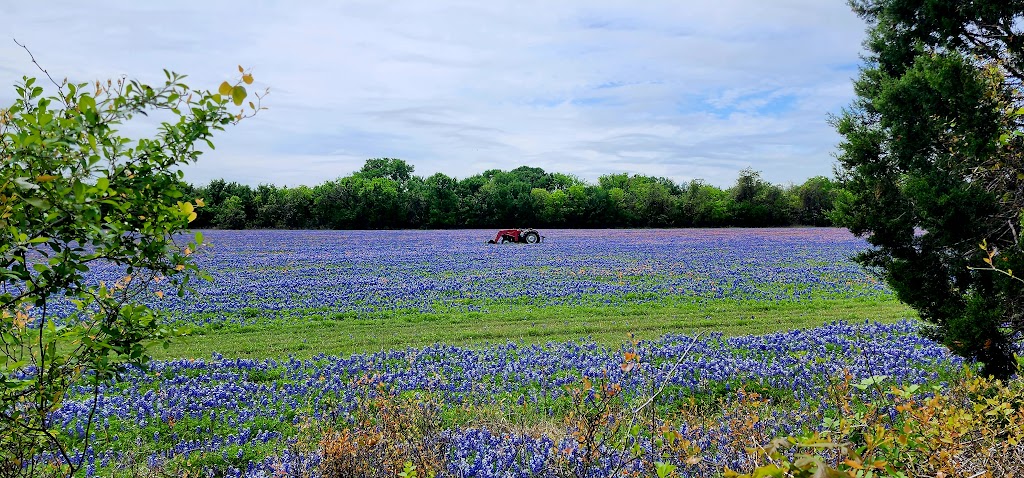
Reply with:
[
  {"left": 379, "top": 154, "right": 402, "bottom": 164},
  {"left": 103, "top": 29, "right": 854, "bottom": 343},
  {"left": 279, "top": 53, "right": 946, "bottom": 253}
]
[{"left": 151, "top": 297, "right": 916, "bottom": 360}]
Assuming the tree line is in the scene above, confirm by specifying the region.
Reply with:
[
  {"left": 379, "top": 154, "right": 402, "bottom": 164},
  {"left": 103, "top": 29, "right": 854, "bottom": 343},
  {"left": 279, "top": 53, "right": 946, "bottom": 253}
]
[{"left": 183, "top": 158, "right": 842, "bottom": 230}]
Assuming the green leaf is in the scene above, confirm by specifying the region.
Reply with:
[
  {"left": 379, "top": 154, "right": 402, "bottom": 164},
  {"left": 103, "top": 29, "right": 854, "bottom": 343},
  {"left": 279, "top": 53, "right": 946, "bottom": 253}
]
[
  {"left": 73, "top": 181, "right": 86, "bottom": 201},
  {"left": 79, "top": 95, "right": 96, "bottom": 113},
  {"left": 655, "top": 462, "right": 677, "bottom": 478},
  {"left": 231, "top": 85, "right": 247, "bottom": 106},
  {"left": 24, "top": 197, "right": 50, "bottom": 210}
]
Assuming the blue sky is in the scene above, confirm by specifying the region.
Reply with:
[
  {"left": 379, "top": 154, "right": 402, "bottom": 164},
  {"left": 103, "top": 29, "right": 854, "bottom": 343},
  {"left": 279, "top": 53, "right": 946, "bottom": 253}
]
[{"left": 1, "top": 1, "right": 868, "bottom": 188}]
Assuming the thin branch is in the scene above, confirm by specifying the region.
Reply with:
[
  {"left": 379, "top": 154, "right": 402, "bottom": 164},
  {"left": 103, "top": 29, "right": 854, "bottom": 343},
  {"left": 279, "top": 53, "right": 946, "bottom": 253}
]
[
  {"left": 632, "top": 332, "right": 704, "bottom": 416},
  {"left": 968, "top": 265, "right": 1024, "bottom": 284},
  {"left": 78, "top": 379, "right": 101, "bottom": 476},
  {"left": 12, "top": 39, "right": 65, "bottom": 97}
]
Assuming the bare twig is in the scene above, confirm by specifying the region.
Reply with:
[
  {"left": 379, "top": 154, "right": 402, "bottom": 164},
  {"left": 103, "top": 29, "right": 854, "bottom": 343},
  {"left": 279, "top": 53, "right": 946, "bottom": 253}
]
[
  {"left": 12, "top": 39, "right": 65, "bottom": 96},
  {"left": 632, "top": 331, "right": 704, "bottom": 415}
]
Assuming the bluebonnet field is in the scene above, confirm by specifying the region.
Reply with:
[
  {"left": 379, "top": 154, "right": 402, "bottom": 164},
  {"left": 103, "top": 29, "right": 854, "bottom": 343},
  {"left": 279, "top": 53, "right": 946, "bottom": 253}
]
[
  {"left": 34, "top": 228, "right": 963, "bottom": 477},
  {"left": 51, "top": 321, "right": 959, "bottom": 477},
  {"left": 55, "top": 228, "right": 892, "bottom": 326}
]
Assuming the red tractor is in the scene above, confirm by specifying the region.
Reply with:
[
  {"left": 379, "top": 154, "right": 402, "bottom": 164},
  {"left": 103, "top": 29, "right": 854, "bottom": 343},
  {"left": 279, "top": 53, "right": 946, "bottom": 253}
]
[{"left": 487, "top": 228, "right": 543, "bottom": 244}]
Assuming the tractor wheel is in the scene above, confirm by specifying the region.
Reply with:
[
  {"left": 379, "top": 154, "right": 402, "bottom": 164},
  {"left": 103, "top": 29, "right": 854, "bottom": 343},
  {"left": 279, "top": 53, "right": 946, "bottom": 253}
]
[{"left": 524, "top": 231, "right": 540, "bottom": 244}]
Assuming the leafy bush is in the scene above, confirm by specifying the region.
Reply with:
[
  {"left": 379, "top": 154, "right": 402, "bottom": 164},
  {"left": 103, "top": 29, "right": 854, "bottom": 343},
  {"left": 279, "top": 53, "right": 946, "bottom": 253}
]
[
  {"left": 728, "top": 369, "right": 1024, "bottom": 478},
  {"left": 0, "top": 51, "right": 264, "bottom": 476}
]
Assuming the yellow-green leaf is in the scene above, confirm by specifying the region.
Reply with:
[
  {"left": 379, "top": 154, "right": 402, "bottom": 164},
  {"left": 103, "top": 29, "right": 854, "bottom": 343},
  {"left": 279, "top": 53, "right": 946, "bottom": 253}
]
[
  {"left": 79, "top": 95, "right": 96, "bottom": 113},
  {"left": 35, "top": 174, "right": 58, "bottom": 183},
  {"left": 242, "top": 74, "right": 253, "bottom": 85},
  {"left": 231, "top": 85, "right": 247, "bottom": 106},
  {"left": 24, "top": 198, "right": 49, "bottom": 210},
  {"left": 218, "top": 81, "right": 232, "bottom": 95}
]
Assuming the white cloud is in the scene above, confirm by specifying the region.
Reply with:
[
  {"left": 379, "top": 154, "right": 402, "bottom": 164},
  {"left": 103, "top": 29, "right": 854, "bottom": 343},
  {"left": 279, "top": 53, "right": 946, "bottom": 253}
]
[{"left": 1, "top": 0, "right": 868, "bottom": 187}]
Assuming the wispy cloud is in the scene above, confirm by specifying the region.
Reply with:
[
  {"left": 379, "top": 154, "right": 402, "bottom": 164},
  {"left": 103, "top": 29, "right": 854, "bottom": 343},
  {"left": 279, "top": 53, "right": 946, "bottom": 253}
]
[{"left": 1, "top": 0, "right": 867, "bottom": 187}]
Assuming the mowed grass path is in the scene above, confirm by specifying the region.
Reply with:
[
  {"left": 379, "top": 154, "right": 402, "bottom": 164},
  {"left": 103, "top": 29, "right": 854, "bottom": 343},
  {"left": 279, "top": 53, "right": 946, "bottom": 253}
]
[{"left": 152, "top": 297, "right": 915, "bottom": 360}]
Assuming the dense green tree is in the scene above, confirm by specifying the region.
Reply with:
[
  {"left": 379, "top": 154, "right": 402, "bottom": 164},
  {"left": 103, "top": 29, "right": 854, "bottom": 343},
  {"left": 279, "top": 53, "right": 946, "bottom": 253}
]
[
  {"left": 281, "top": 186, "right": 315, "bottom": 229},
  {"left": 678, "top": 180, "right": 731, "bottom": 227},
  {"left": 215, "top": 195, "right": 248, "bottom": 229},
  {"left": 626, "top": 176, "right": 673, "bottom": 227},
  {"left": 598, "top": 173, "right": 629, "bottom": 191},
  {"left": 795, "top": 176, "right": 839, "bottom": 227},
  {"left": 188, "top": 179, "right": 255, "bottom": 228},
  {"left": 729, "top": 169, "right": 794, "bottom": 227},
  {"left": 605, "top": 186, "right": 629, "bottom": 225},
  {"left": 360, "top": 177, "right": 402, "bottom": 227},
  {"left": 508, "top": 166, "right": 551, "bottom": 190},
  {"left": 541, "top": 189, "right": 568, "bottom": 225},
  {"left": 424, "top": 173, "right": 459, "bottom": 228},
  {"left": 549, "top": 172, "right": 583, "bottom": 190},
  {"left": 472, "top": 171, "right": 533, "bottom": 227},
  {"left": 583, "top": 186, "right": 612, "bottom": 227},
  {"left": 357, "top": 157, "right": 415, "bottom": 186},
  {"left": 529, "top": 188, "right": 551, "bottom": 226},
  {"left": 563, "top": 184, "right": 589, "bottom": 225},
  {"left": 187, "top": 165, "right": 836, "bottom": 230},
  {"left": 834, "top": 0, "right": 1024, "bottom": 377},
  {"left": 402, "top": 176, "right": 429, "bottom": 228},
  {"left": 252, "top": 184, "right": 285, "bottom": 228}
]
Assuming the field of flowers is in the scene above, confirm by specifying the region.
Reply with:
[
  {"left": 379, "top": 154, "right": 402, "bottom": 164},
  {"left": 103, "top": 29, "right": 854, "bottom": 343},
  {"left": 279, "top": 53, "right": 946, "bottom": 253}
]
[
  {"left": 52, "top": 228, "right": 892, "bottom": 327},
  {"left": 52, "top": 321, "right": 964, "bottom": 477},
  {"left": 27, "top": 228, "right": 983, "bottom": 477}
]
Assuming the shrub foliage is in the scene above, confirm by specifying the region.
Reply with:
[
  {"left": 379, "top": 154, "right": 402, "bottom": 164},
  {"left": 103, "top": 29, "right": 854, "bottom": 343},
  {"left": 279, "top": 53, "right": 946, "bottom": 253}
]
[{"left": 0, "top": 53, "right": 262, "bottom": 476}]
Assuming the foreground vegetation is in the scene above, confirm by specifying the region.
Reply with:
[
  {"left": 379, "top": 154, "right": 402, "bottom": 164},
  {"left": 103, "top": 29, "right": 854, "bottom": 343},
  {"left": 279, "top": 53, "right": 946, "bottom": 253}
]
[{"left": 39, "top": 321, "right": 1023, "bottom": 477}]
